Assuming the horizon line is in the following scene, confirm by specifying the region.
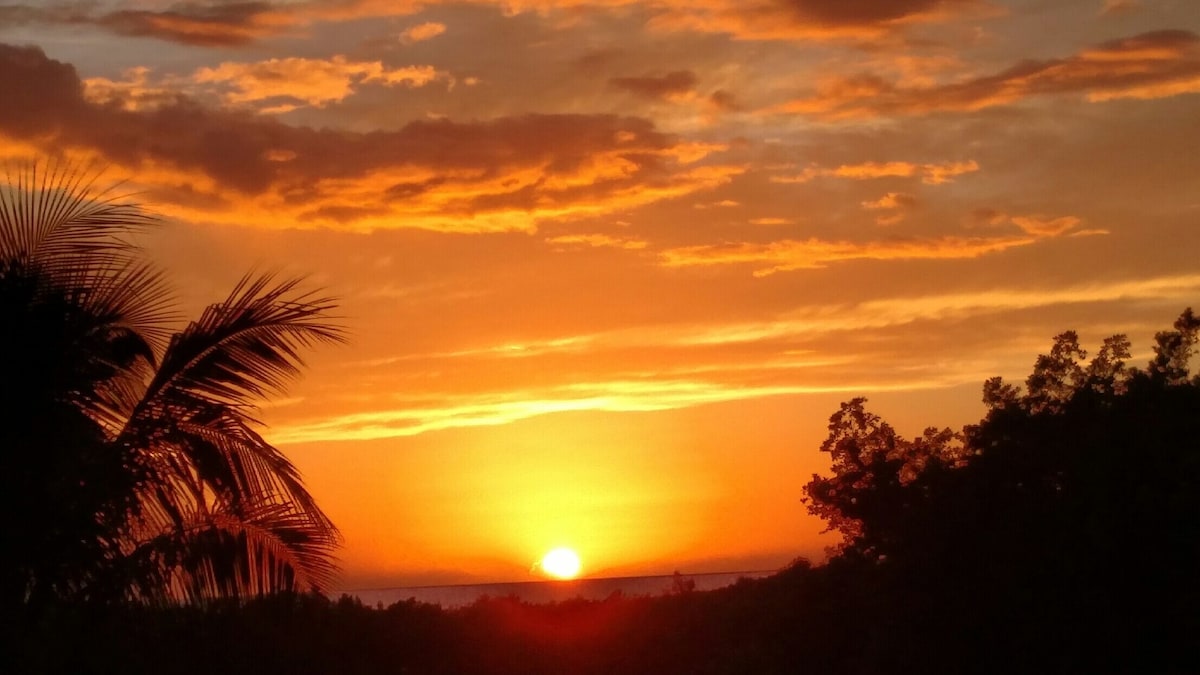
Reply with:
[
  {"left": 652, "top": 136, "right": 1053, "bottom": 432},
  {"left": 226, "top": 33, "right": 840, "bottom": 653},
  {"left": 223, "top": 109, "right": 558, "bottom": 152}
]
[{"left": 338, "top": 568, "right": 782, "bottom": 594}]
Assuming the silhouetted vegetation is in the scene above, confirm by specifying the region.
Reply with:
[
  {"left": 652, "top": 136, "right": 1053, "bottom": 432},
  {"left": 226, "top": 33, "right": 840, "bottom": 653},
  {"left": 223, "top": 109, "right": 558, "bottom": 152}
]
[
  {"left": 7, "top": 225, "right": 1198, "bottom": 675},
  {"left": 1, "top": 163, "right": 342, "bottom": 610}
]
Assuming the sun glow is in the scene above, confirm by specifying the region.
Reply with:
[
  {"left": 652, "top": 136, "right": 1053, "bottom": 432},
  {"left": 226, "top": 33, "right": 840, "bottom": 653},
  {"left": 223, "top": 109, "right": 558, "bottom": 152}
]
[{"left": 539, "top": 547, "right": 582, "bottom": 579}]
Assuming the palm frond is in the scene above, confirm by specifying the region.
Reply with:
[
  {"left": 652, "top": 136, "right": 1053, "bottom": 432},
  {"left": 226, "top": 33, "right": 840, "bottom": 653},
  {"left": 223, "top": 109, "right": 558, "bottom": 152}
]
[
  {"left": 124, "top": 501, "right": 340, "bottom": 602},
  {"left": 138, "top": 273, "right": 344, "bottom": 410},
  {"left": 0, "top": 159, "right": 157, "bottom": 272},
  {"left": 175, "top": 415, "right": 333, "bottom": 525},
  {"left": 4, "top": 162, "right": 344, "bottom": 605},
  {"left": 112, "top": 273, "right": 343, "bottom": 602}
]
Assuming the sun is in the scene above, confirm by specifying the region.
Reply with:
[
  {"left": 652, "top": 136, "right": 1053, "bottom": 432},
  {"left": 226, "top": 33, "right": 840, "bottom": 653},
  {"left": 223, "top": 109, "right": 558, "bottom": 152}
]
[{"left": 539, "top": 547, "right": 582, "bottom": 579}]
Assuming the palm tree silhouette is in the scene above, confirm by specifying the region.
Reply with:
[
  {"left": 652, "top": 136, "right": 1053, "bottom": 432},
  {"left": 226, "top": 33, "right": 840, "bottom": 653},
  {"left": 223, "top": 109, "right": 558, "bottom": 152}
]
[{"left": 1, "top": 161, "right": 342, "bottom": 607}]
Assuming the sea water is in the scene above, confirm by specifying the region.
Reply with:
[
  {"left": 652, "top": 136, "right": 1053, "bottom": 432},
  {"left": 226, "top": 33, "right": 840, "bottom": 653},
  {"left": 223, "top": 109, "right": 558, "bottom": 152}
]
[{"left": 345, "top": 570, "right": 772, "bottom": 609}]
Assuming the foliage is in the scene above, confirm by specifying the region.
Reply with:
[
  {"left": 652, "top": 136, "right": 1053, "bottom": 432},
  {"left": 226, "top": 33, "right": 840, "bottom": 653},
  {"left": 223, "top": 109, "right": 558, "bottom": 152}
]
[
  {"left": 803, "top": 308, "right": 1200, "bottom": 671},
  {"left": 0, "top": 161, "right": 342, "bottom": 607}
]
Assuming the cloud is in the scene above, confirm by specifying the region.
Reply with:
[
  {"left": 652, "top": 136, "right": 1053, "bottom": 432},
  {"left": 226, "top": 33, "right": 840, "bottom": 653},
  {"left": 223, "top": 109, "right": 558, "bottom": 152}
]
[
  {"left": 0, "top": 1, "right": 426, "bottom": 46},
  {"left": 1100, "top": 0, "right": 1139, "bottom": 16},
  {"left": 771, "top": 30, "right": 1200, "bottom": 118},
  {"left": 771, "top": 160, "right": 979, "bottom": 185},
  {"left": 401, "top": 21, "right": 446, "bottom": 42},
  {"left": 642, "top": 0, "right": 976, "bottom": 40},
  {"left": 659, "top": 213, "right": 1090, "bottom": 275},
  {"left": 192, "top": 56, "right": 440, "bottom": 110},
  {"left": 95, "top": 2, "right": 295, "bottom": 47},
  {"left": 861, "top": 192, "right": 918, "bottom": 210},
  {"left": 0, "top": 44, "right": 738, "bottom": 233},
  {"left": 269, "top": 377, "right": 930, "bottom": 444},
  {"left": 861, "top": 192, "right": 918, "bottom": 225},
  {"left": 1011, "top": 215, "right": 1081, "bottom": 237},
  {"left": 0, "top": 0, "right": 979, "bottom": 46},
  {"left": 83, "top": 67, "right": 184, "bottom": 111},
  {"left": 708, "top": 90, "right": 740, "bottom": 111},
  {"left": 609, "top": 70, "right": 698, "bottom": 101},
  {"left": 694, "top": 199, "right": 740, "bottom": 209},
  {"left": 677, "top": 273, "right": 1200, "bottom": 345},
  {"left": 545, "top": 233, "right": 649, "bottom": 250}
]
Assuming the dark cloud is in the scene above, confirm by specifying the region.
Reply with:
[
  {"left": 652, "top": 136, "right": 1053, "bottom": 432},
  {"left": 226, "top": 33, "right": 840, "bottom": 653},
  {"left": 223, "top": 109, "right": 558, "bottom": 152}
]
[
  {"left": 97, "top": 2, "right": 281, "bottom": 46},
  {"left": 647, "top": 0, "right": 975, "bottom": 39},
  {"left": 0, "top": 44, "right": 720, "bottom": 227},
  {"left": 774, "top": 0, "right": 952, "bottom": 26},
  {"left": 0, "top": 3, "right": 90, "bottom": 27},
  {"left": 778, "top": 30, "right": 1200, "bottom": 118},
  {"left": 572, "top": 48, "right": 625, "bottom": 74},
  {"left": 709, "top": 90, "right": 740, "bottom": 111},
  {"left": 0, "top": 1, "right": 288, "bottom": 46},
  {"left": 609, "top": 70, "right": 697, "bottom": 101}
]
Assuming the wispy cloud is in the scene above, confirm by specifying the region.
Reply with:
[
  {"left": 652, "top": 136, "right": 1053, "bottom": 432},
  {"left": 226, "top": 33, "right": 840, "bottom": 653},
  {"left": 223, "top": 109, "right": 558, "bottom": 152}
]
[
  {"left": 271, "top": 377, "right": 954, "bottom": 444},
  {"left": 677, "top": 273, "right": 1200, "bottom": 346},
  {"left": 659, "top": 211, "right": 1092, "bottom": 276},
  {"left": 770, "top": 160, "right": 979, "bottom": 185},
  {"left": 770, "top": 30, "right": 1200, "bottom": 119},
  {"left": 546, "top": 233, "right": 650, "bottom": 250}
]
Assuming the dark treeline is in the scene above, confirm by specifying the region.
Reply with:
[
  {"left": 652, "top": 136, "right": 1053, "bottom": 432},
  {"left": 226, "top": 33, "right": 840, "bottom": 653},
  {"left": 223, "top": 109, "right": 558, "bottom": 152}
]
[{"left": 9, "top": 309, "right": 1200, "bottom": 674}]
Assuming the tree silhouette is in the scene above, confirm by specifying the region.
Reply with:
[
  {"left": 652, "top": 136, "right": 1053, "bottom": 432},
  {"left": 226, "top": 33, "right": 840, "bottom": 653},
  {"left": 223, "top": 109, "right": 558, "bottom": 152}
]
[
  {"left": 1, "top": 162, "right": 342, "bottom": 607},
  {"left": 804, "top": 309, "right": 1200, "bottom": 671}
]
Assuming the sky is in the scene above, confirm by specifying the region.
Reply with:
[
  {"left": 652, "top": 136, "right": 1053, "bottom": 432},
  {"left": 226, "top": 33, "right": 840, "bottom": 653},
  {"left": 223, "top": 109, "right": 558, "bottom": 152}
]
[{"left": 2, "top": 0, "right": 1199, "bottom": 589}]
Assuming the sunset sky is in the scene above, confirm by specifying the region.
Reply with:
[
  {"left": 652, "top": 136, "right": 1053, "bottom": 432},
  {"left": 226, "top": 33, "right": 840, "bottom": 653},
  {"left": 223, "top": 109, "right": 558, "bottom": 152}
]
[{"left": 3, "top": 0, "right": 1199, "bottom": 590}]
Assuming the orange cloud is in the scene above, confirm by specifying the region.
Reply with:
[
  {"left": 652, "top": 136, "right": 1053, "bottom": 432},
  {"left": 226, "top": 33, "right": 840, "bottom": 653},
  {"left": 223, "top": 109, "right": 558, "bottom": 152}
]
[
  {"left": 0, "top": 0, "right": 981, "bottom": 46},
  {"left": 192, "top": 56, "right": 441, "bottom": 110},
  {"left": 1100, "top": 0, "right": 1139, "bottom": 16},
  {"left": 545, "top": 234, "right": 649, "bottom": 250},
  {"left": 861, "top": 192, "right": 918, "bottom": 225},
  {"left": 1011, "top": 215, "right": 1081, "bottom": 237},
  {"left": 861, "top": 192, "right": 918, "bottom": 210},
  {"left": 83, "top": 67, "right": 182, "bottom": 111},
  {"left": 771, "top": 160, "right": 979, "bottom": 185},
  {"left": 679, "top": 273, "right": 1200, "bottom": 346},
  {"left": 95, "top": 3, "right": 298, "bottom": 46},
  {"left": 0, "top": 44, "right": 737, "bottom": 233},
  {"left": 642, "top": 0, "right": 975, "bottom": 41},
  {"left": 771, "top": 30, "right": 1200, "bottom": 118},
  {"left": 269, "top": 377, "right": 925, "bottom": 443},
  {"left": 401, "top": 21, "right": 446, "bottom": 42},
  {"left": 659, "top": 213, "right": 1089, "bottom": 275}
]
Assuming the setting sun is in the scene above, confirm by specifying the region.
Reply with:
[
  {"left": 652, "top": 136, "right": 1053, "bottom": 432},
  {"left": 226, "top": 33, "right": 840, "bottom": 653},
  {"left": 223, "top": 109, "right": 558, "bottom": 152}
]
[{"left": 540, "top": 548, "right": 582, "bottom": 580}]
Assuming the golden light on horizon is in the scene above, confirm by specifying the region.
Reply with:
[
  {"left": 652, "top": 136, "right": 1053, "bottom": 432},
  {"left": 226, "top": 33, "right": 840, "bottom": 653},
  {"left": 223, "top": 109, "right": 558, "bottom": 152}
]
[{"left": 539, "top": 547, "right": 582, "bottom": 580}]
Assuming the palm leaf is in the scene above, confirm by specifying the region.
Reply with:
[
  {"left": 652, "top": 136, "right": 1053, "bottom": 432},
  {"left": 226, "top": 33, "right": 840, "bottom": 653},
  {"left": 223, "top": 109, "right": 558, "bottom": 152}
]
[
  {"left": 117, "top": 273, "right": 344, "bottom": 599},
  {"left": 0, "top": 159, "right": 157, "bottom": 273},
  {"left": 139, "top": 274, "right": 344, "bottom": 409},
  {"left": 124, "top": 501, "right": 340, "bottom": 603},
  {"left": 4, "top": 162, "right": 344, "bottom": 605}
]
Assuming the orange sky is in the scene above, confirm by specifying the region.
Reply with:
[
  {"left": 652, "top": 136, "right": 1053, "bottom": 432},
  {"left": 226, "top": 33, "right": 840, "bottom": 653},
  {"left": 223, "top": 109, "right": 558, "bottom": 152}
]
[{"left": 3, "top": 0, "right": 1199, "bottom": 589}]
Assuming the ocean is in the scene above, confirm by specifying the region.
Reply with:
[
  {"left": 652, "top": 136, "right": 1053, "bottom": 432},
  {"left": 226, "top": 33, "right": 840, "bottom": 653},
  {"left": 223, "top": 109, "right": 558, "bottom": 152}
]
[{"left": 344, "top": 570, "right": 773, "bottom": 609}]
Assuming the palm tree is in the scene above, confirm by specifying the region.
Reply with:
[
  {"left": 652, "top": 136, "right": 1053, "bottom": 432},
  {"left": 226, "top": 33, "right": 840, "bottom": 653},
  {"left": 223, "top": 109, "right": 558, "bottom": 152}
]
[{"left": 1, "top": 161, "right": 342, "bottom": 607}]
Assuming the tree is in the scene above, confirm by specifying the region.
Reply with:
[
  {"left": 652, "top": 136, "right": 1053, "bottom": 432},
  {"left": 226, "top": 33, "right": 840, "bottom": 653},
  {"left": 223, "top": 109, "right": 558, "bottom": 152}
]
[
  {"left": 1, "top": 161, "right": 342, "bottom": 606},
  {"left": 803, "top": 310, "right": 1200, "bottom": 671},
  {"left": 802, "top": 399, "right": 961, "bottom": 559}
]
